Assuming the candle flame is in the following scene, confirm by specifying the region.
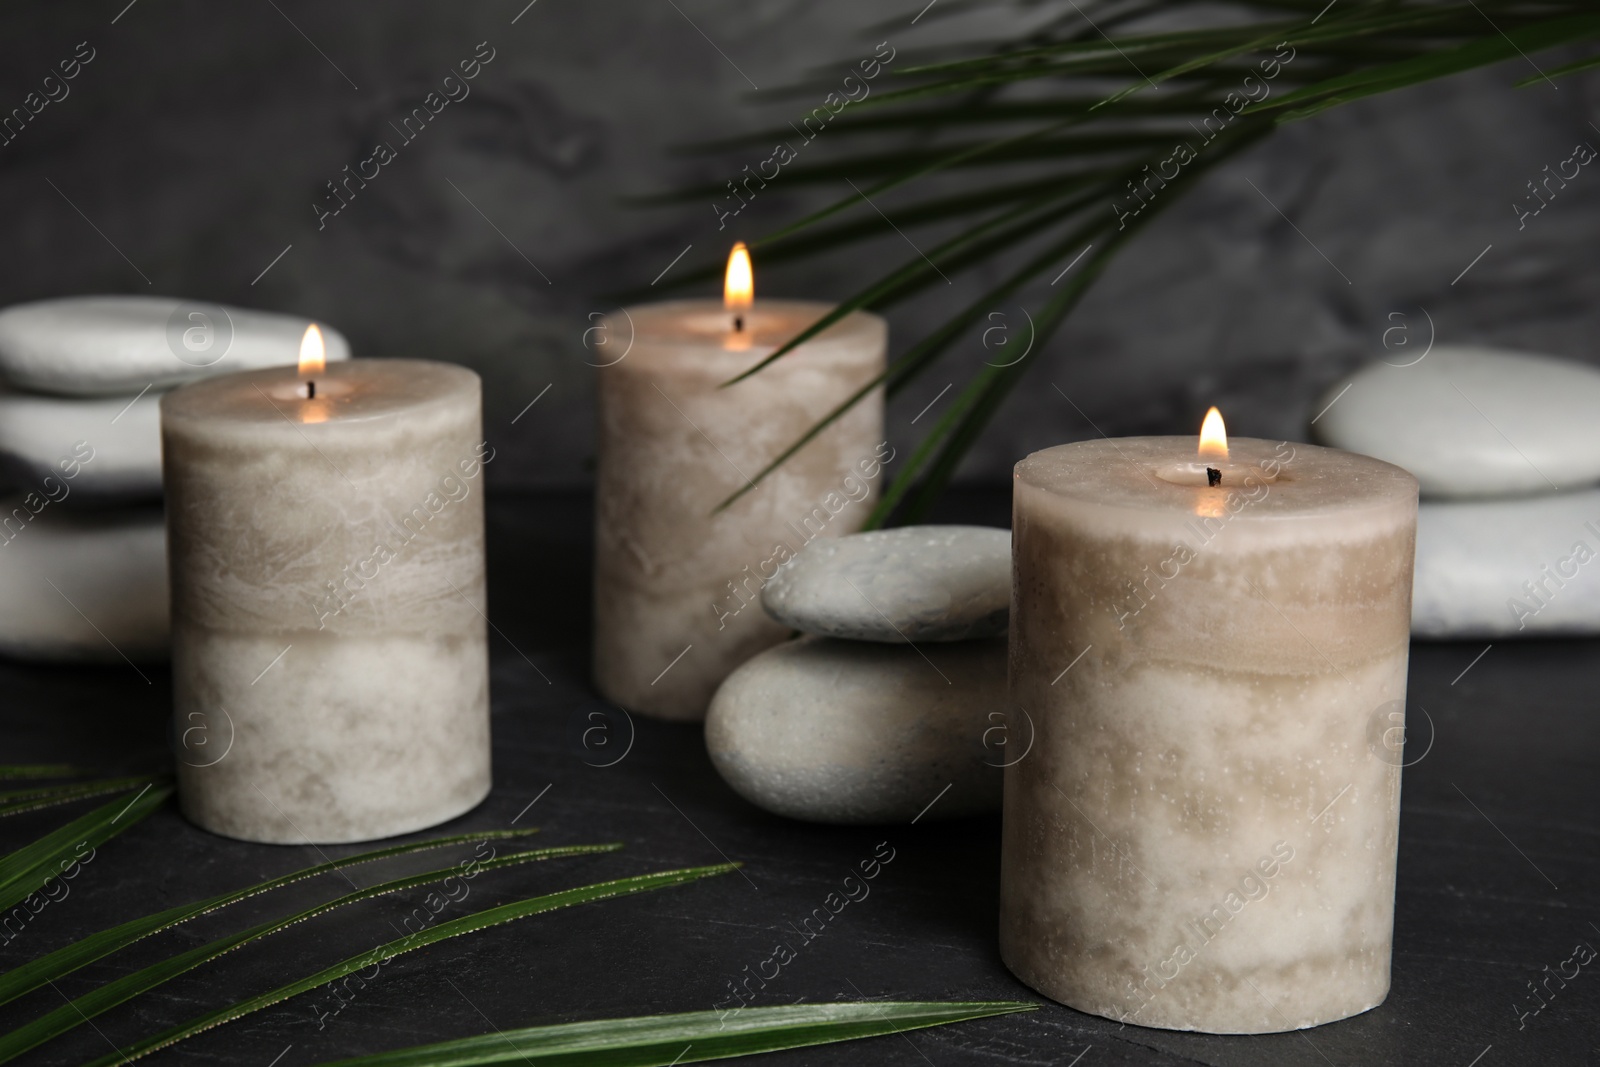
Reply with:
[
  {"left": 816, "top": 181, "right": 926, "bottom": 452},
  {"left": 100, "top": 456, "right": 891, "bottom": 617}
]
[
  {"left": 724, "top": 242, "right": 753, "bottom": 312},
  {"left": 299, "top": 324, "right": 326, "bottom": 376},
  {"left": 1198, "top": 406, "right": 1228, "bottom": 458}
]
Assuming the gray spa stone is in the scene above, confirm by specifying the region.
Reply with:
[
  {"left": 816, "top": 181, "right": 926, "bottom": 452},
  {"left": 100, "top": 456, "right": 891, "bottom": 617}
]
[
  {"left": 0, "top": 387, "right": 162, "bottom": 499},
  {"left": 760, "top": 524, "right": 1011, "bottom": 642},
  {"left": 1412, "top": 488, "right": 1600, "bottom": 637},
  {"left": 0, "top": 295, "right": 349, "bottom": 396},
  {"left": 0, "top": 501, "right": 168, "bottom": 661},
  {"left": 1312, "top": 345, "right": 1600, "bottom": 498},
  {"left": 705, "top": 635, "right": 1005, "bottom": 823}
]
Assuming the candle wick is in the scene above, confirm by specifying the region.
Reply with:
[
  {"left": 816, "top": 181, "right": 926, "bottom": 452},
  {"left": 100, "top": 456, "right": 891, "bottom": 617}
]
[
  {"left": 732, "top": 314, "right": 744, "bottom": 333},
  {"left": 307, "top": 380, "right": 316, "bottom": 400},
  {"left": 1206, "top": 467, "right": 1221, "bottom": 487}
]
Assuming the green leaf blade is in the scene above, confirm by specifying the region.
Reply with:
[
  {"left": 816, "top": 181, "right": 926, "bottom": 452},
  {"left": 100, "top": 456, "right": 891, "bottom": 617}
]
[
  {"left": 0, "top": 826, "right": 550, "bottom": 1009},
  {"left": 76, "top": 864, "right": 739, "bottom": 1067},
  {"left": 307, "top": 1001, "right": 1037, "bottom": 1067},
  {"left": 1263, "top": 13, "right": 1600, "bottom": 118},
  {"left": 0, "top": 784, "right": 171, "bottom": 914},
  {"left": 643, "top": 0, "right": 1600, "bottom": 523},
  {"left": 0, "top": 766, "right": 83, "bottom": 781},
  {"left": 0, "top": 776, "right": 166, "bottom": 819},
  {"left": 0, "top": 844, "right": 620, "bottom": 1063},
  {"left": 867, "top": 123, "right": 1271, "bottom": 527},
  {"left": 1519, "top": 50, "right": 1600, "bottom": 85},
  {"left": 714, "top": 189, "right": 1080, "bottom": 393}
]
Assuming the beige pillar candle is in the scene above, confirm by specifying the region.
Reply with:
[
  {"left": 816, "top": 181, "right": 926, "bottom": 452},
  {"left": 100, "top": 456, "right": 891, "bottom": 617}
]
[
  {"left": 162, "top": 331, "right": 492, "bottom": 844},
  {"left": 594, "top": 246, "right": 887, "bottom": 721},
  {"left": 1000, "top": 413, "right": 1418, "bottom": 1033}
]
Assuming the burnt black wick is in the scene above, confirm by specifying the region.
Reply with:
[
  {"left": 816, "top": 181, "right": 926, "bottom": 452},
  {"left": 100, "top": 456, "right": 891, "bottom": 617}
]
[{"left": 1206, "top": 467, "right": 1221, "bottom": 487}]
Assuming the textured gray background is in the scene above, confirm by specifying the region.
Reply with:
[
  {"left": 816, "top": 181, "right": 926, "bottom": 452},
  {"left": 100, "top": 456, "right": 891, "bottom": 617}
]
[{"left": 2, "top": 1, "right": 1596, "bottom": 491}]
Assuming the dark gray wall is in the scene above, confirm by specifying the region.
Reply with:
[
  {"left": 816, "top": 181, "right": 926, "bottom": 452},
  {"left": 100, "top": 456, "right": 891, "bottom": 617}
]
[{"left": 2, "top": 2, "right": 1597, "bottom": 490}]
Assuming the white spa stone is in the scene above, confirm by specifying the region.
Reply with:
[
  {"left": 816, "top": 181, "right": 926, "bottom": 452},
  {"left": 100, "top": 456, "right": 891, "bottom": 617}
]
[
  {"left": 1312, "top": 345, "right": 1600, "bottom": 498},
  {"left": 0, "top": 296, "right": 350, "bottom": 396},
  {"left": 1413, "top": 489, "right": 1600, "bottom": 637},
  {"left": 0, "top": 387, "right": 161, "bottom": 498},
  {"left": 0, "top": 501, "right": 168, "bottom": 662},
  {"left": 704, "top": 635, "right": 1005, "bottom": 824},
  {"left": 760, "top": 525, "right": 1011, "bottom": 642}
]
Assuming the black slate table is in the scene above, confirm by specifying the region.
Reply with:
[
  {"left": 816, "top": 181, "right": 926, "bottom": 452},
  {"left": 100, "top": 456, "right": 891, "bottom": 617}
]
[{"left": 2, "top": 491, "right": 1596, "bottom": 1066}]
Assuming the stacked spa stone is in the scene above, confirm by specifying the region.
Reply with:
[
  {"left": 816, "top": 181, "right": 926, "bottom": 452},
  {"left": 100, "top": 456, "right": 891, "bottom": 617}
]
[
  {"left": 1313, "top": 344, "right": 1600, "bottom": 637},
  {"left": 705, "top": 525, "right": 1012, "bottom": 823},
  {"left": 0, "top": 296, "right": 348, "bottom": 661}
]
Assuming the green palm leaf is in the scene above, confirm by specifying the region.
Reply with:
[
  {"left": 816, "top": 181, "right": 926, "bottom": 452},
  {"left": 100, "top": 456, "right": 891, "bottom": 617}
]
[
  {"left": 0, "top": 826, "right": 549, "bottom": 1009},
  {"left": 0, "top": 843, "right": 620, "bottom": 1063},
  {"left": 663, "top": 0, "right": 1600, "bottom": 525},
  {"left": 675, "top": 93, "right": 1222, "bottom": 148},
  {"left": 713, "top": 188, "right": 1118, "bottom": 515},
  {"left": 0, "top": 765, "right": 82, "bottom": 781},
  {"left": 76, "top": 864, "right": 739, "bottom": 1067},
  {"left": 0, "top": 775, "right": 154, "bottom": 804},
  {"left": 1267, "top": 14, "right": 1600, "bottom": 121},
  {"left": 871, "top": 122, "right": 1269, "bottom": 524},
  {"left": 1084, "top": 3, "right": 1491, "bottom": 111},
  {"left": 1518, "top": 49, "right": 1600, "bottom": 84},
  {"left": 306, "top": 1001, "right": 1038, "bottom": 1067},
  {"left": 712, "top": 126, "right": 1259, "bottom": 518},
  {"left": 740, "top": 174, "right": 1101, "bottom": 262},
  {"left": 0, "top": 784, "right": 170, "bottom": 914},
  {"left": 745, "top": 113, "right": 1089, "bottom": 250},
  {"left": 0, "top": 776, "right": 164, "bottom": 819},
  {"left": 879, "top": 233, "right": 1133, "bottom": 525},
  {"left": 658, "top": 131, "right": 1185, "bottom": 197},
  {"left": 719, "top": 183, "right": 1106, "bottom": 390},
  {"left": 642, "top": 173, "right": 1104, "bottom": 298}
]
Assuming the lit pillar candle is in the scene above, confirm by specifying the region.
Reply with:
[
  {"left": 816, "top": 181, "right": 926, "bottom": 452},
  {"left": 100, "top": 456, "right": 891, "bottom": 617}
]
[
  {"left": 163, "top": 327, "right": 492, "bottom": 844},
  {"left": 1000, "top": 410, "right": 1418, "bottom": 1033},
  {"left": 594, "top": 245, "right": 887, "bottom": 720}
]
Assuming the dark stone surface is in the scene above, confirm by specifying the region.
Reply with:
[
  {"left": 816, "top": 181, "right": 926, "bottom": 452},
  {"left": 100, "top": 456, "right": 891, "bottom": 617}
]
[{"left": 0, "top": 491, "right": 1595, "bottom": 1065}]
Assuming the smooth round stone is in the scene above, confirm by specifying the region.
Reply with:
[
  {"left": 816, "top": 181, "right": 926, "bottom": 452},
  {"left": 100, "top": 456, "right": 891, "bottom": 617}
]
[
  {"left": 1413, "top": 489, "right": 1600, "bottom": 637},
  {"left": 0, "top": 296, "right": 350, "bottom": 397},
  {"left": 0, "top": 501, "right": 168, "bottom": 661},
  {"left": 761, "top": 525, "right": 1011, "bottom": 642},
  {"left": 1312, "top": 345, "right": 1600, "bottom": 498},
  {"left": 705, "top": 636, "right": 1004, "bottom": 823},
  {"left": 0, "top": 387, "right": 161, "bottom": 499}
]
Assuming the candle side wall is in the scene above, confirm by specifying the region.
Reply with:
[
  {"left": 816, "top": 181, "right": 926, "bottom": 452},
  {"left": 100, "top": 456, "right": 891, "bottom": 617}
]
[
  {"left": 592, "top": 301, "right": 886, "bottom": 721},
  {"left": 999, "top": 441, "right": 1419, "bottom": 1033},
  {"left": 163, "top": 361, "right": 492, "bottom": 844}
]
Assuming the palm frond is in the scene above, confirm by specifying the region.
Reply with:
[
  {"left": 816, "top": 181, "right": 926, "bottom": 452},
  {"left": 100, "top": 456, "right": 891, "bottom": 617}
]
[
  {"left": 76, "top": 864, "right": 740, "bottom": 1067},
  {"left": 0, "top": 826, "right": 548, "bottom": 1009},
  {"left": 1266, "top": 13, "right": 1600, "bottom": 121},
  {"left": 648, "top": 0, "right": 1600, "bottom": 524},
  {"left": 0, "top": 776, "right": 165, "bottom": 819},
  {"left": 0, "top": 785, "right": 170, "bottom": 914},
  {"left": 0, "top": 765, "right": 83, "bottom": 781},
  {"left": 1520, "top": 48, "right": 1600, "bottom": 83},
  {"left": 306, "top": 1001, "right": 1037, "bottom": 1067},
  {"left": 0, "top": 843, "right": 620, "bottom": 1062}
]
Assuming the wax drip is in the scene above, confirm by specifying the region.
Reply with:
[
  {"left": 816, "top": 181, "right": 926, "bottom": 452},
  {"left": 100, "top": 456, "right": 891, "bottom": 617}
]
[{"left": 1206, "top": 467, "right": 1221, "bottom": 487}]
